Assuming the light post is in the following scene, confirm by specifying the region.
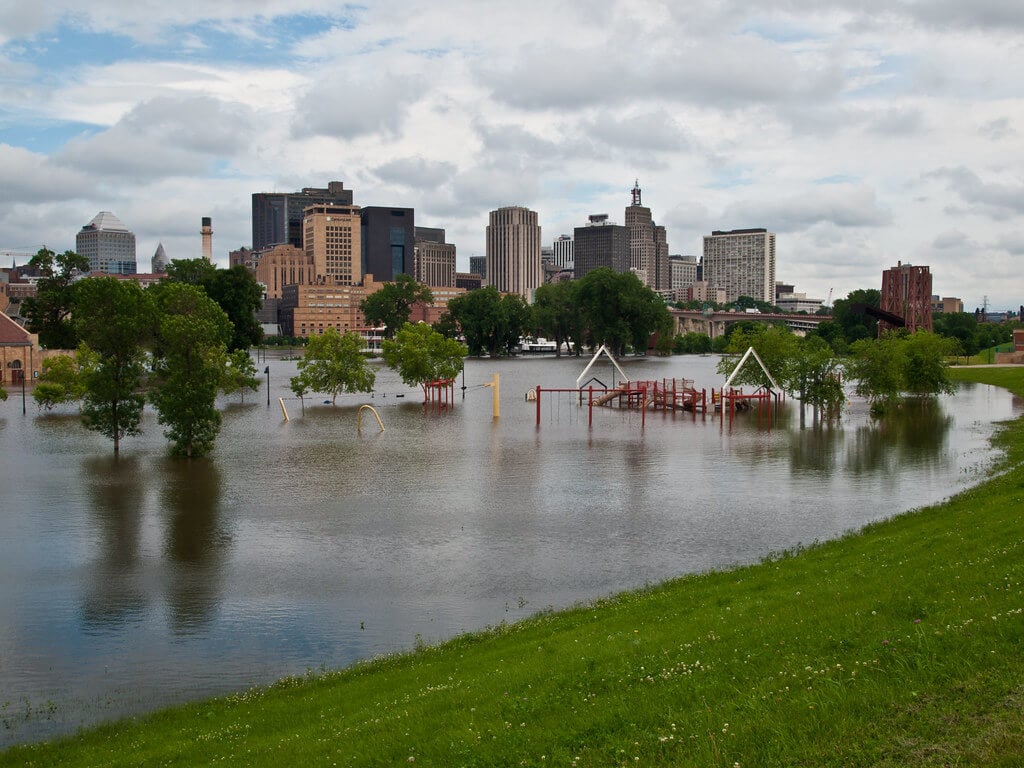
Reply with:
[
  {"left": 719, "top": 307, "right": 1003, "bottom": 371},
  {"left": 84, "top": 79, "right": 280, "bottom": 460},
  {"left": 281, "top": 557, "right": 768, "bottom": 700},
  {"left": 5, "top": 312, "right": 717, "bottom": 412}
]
[
  {"left": 21, "top": 368, "right": 26, "bottom": 415},
  {"left": 265, "top": 365, "right": 270, "bottom": 406}
]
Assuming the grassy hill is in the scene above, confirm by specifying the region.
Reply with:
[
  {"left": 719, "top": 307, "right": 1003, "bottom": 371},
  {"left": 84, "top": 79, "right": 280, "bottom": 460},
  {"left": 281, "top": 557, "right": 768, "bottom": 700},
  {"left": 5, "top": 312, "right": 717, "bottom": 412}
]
[{"left": 4, "top": 366, "right": 1023, "bottom": 767}]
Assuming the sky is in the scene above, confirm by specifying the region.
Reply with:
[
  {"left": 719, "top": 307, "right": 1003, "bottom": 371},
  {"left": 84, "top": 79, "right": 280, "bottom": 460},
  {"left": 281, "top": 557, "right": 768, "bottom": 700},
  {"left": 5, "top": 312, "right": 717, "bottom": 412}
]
[{"left": 1, "top": 1, "right": 1022, "bottom": 311}]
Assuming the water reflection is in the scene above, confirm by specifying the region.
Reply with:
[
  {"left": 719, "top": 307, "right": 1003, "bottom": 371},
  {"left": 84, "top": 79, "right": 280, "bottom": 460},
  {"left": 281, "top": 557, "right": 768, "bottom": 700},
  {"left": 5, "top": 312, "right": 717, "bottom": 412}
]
[
  {"left": 161, "top": 458, "right": 227, "bottom": 634},
  {"left": 846, "top": 399, "right": 953, "bottom": 477},
  {"left": 81, "top": 455, "right": 146, "bottom": 630}
]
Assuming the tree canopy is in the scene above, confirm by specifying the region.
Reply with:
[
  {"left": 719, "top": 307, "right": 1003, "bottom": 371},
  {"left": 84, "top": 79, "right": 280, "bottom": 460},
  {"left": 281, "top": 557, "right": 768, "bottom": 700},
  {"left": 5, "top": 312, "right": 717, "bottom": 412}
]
[
  {"left": 575, "top": 269, "right": 671, "bottom": 357},
  {"left": 290, "top": 328, "right": 376, "bottom": 404},
  {"left": 163, "top": 259, "right": 263, "bottom": 351},
  {"left": 32, "top": 353, "right": 86, "bottom": 410},
  {"left": 21, "top": 247, "right": 90, "bottom": 349},
  {"left": 149, "top": 282, "right": 232, "bottom": 458},
  {"left": 847, "top": 330, "right": 956, "bottom": 412},
  {"left": 382, "top": 322, "right": 468, "bottom": 399},
  {"left": 360, "top": 275, "right": 434, "bottom": 339},
  {"left": 441, "top": 286, "right": 531, "bottom": 357},
  {"left": 73, "top": 277, "right": 154, "bottom": 453},
  {"left": 532, "top": 281, "right": 582, "bottom": 357}
]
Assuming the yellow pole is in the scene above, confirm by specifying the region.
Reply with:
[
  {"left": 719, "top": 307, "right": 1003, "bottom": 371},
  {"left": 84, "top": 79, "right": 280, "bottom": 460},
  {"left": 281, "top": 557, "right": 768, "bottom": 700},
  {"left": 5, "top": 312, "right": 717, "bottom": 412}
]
[
  {"left": 483, "top": 373, "right": 500, "bottom": 419},
  {"left": 279, "top": 397, "right": 289, "bottom": 421}
]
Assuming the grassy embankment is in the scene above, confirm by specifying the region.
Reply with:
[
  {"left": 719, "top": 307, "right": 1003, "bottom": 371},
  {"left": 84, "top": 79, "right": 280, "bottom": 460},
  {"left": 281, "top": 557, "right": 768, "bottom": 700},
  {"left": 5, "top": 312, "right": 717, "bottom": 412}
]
[{"left": 4, "top": 367, "right": 1023, "bottom": 767}]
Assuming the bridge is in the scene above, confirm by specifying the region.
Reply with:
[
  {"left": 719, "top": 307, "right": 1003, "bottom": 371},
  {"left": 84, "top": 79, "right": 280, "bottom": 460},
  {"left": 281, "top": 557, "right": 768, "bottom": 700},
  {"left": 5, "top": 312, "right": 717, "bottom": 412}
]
[{"left": 671, "top": 309, "right": 830, "bottom": 338}]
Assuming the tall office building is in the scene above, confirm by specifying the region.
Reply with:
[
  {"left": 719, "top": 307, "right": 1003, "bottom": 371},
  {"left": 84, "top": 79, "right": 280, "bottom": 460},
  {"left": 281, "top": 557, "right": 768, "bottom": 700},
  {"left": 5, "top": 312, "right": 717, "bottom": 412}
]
[
  {"left": 469, "top": 255, "right": 486, "bottom": 280},
  {"left": 669, "top": 255, "right": 698, "bottom": 291},
  {"left": 413, "top": 227, "right": 456, "bottom": 287},
  {"left": 573, "top": 214, "right": 629, "bottom": 279},
  {"left": 552, "top": 234, "right": 574, "bottom": 270},
  {"left": 361, "top": 206, "right": 414, "bottom": 282},
  {"left": 881, "top": 262, "right": 933, "bottom": 333},
  {"left": 303, "top": 204, "right": 362, "bottom": 286},
  {"left": 486, "top": 206, "right": 542, "bottom": 300},
  {"left": 701, "top": 228, "right": 776, "bottom": 304},
  {"left": 252, "top": 181, "right": 354, "bottom": 251},
  {"left": 624, "top": 181, "right": 671, "bottom": 291},
  {"left": 77, "top": 211, "right": 137, "bottom": 274}
]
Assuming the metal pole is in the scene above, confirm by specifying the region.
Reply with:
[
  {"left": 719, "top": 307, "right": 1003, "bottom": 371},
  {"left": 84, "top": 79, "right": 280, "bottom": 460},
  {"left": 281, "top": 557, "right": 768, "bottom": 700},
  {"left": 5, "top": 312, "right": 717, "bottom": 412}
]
[
  {"left": 265, "top": 366, "right": 270, "bottom": 406},
  {"left": 22, "top": 366, "right": 26, "bottom": 415}
]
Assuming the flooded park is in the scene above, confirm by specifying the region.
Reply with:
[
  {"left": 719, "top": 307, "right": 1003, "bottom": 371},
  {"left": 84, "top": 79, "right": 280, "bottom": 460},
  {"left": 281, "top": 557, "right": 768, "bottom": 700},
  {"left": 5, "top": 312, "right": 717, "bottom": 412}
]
[{"left": 1, "top": 352, "right": 1020, "bottom": 746}]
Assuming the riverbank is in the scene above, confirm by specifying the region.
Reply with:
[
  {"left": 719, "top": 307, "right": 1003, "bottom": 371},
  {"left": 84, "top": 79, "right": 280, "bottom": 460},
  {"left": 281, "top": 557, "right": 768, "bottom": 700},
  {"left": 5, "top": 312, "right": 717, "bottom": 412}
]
[{"left": 3, "top": 366, "right": 1023, "bottom": 767}]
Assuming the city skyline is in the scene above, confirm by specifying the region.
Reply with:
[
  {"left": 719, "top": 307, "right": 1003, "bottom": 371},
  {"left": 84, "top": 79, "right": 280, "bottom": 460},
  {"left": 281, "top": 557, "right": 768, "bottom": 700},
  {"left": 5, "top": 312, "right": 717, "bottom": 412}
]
[{"left": 1, "top": 3, "right": 1022, "bottom": 310}]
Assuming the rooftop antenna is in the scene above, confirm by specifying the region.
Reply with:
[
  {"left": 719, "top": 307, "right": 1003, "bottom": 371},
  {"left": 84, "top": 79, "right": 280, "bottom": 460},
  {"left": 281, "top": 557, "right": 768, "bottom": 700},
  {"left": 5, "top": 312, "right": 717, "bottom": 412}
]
[{"left": 631, "top": 179, "right": 641, "bottom": 206}]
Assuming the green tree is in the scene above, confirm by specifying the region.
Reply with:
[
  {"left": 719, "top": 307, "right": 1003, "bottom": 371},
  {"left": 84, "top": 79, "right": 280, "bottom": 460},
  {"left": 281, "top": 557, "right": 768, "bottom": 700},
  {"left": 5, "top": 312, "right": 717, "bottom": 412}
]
[
  {"left": 164, "top": 260, "right": 263, "bottom": 351},
  {"left": 221, "top": 349, "right": 261, "bottom": 404},
  {"left": 716, "top": 324, "right": 799, "bottom": 390},
  {"left": 149, "top": 283, "right": 232, "bottom": 458},
  {"left": 532, "top": 281, "right": 581, "bottom": 357},
  {"left": 382, "top": 322, "right": 468, "bottom": 399},
  {"left": 290, "top": 328, "right": 376, "bottom": 404},
  {"left": 73, "top": 277, "right": 154, "bottom": 454},
  {"left": 789, "top": 336, "right": 846, "bottom": 414},
  {"left": 21, "top": 247, "right": 90, "bottom": 349},
  {"left": 0, "top": 381, "right": 6, "bottom": 401},
  {"left": 443, "top": 287, "right": 530, "bottom": 357},
  {"left": 574, "top": 269, "right": 670, "bottom": 357},
  {"left": 164, "top": 258, "right": 218, "bottom": 286},
  {"left": 205, "top": 266, "right": 264, "bottom": 351},
  {"left": 32, "top": 353, "right": 86, "bottom": 410},
  {"left": 932, "top": 312, "right": 978, "bottom": 356},
  {"left": 847, "top": 332, "right": 907, "bottom": 412},
  {"left": 360, "top": 275, "right": 434, "bottom": 339},
  {"left": 831, "top": 288, "right": 880, "bottom": 345},
  {"left": 673, "top": 332, "right": 713, "bottom": 354},
  {"left": 903, "top": 331, "right": 956, "bottom": 397}
]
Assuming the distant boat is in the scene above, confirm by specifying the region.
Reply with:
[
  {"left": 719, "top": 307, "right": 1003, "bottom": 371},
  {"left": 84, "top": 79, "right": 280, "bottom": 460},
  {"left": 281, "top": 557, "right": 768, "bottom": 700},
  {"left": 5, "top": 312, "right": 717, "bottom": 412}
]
[{"left": 518, "top": 337, "right": 559, "bottom": 355}]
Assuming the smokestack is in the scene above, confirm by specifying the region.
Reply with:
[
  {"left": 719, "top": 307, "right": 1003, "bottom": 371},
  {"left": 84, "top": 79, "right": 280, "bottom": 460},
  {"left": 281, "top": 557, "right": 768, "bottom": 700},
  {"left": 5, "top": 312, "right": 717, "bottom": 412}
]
[{"left": 201, "top": 216, "right": 213, "bottom": 262}]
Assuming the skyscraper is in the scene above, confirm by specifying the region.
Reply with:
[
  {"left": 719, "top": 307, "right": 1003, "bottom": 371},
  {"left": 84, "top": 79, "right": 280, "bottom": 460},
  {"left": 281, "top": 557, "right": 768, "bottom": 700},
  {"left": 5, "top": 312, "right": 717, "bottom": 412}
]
[
  {"left": 414, "top": 227, "right": 456, "bottom": 287},
  {"left": 702, "top": 228, "right": 776, "bottom": 304},
  {"left": 625, "top": 181, "right": 671, "bottom": 291},
  {"left": 573, "top": 214, "right": 629, "bottom": 279},
  {"left": 552, "top": 234, "right": 574, "bottom": 270},
  {"left": 486, "top": 206, "right": 542, "bottom": 301},
  {"left": 76, "top": 211, "right": 137, "bottom": 274},
  {"left": 361, "top": 206, "right": 414, "bottom": 282},
  {"left": 252, "top": 181, "right": 354, "bottom": 251},
  {"left": 302, "top": 204, "right": 362, "bottom": 286}
]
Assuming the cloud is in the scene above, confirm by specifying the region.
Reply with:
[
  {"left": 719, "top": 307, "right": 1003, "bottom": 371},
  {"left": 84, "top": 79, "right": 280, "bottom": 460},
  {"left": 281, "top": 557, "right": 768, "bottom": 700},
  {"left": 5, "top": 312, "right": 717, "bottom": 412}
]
[
  {"left": 53, "top": 95, "right": 257, "bottom": 180},
  {"left": 992, "top": 231, "right": 1024, "bottom": 255},
  {"left": 0, "top": 144, "right": 94, "bottom": 204},
  {"left": 979, "top": 116, "right": 1015, "bottom": 140},
  {"left": 722, "top": 185, "right": 892, "bottom": 232},
  {"left": 931, "top": 230, "right": 977, "bottom": 250},
  {"left": 291, "top": 70, "right": 423, "bottom": 139},
  {"left": 926, "top": 166, "right": 1024, "bottom": 220},
  {"left": 370, "top": 156, "right": 457, "bottom": 189}
]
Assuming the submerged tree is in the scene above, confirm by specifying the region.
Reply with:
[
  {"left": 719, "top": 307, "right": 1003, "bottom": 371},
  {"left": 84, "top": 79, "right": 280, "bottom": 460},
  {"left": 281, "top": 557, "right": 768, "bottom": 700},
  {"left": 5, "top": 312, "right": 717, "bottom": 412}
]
[
  {"left": 73, "top": 277, "right": 153, "bottom": 453},
  {"left": 149, "top": 282, "right": 232, "bottom": 458},
  {"left": 360, "top": 274, "right": 434, "bottom": 339},
  {"left": 442, "top": 286, "right": 530, "bottom": 357},
  {"left": 532, "top": 281, "right": 582, "bottom": 357},
  {"left": 32, "top": 353, "right": 86, "bottom": 410},
  {"left": 221, "top": 349, "right": 261, "bottom": 404},
  {"left": 163, "top": 259, "right": 263, "bottom": 351},
  {"left": 290, "top": 328, "right": 375, "bottom": 404},
  {"left": 382, "top": 322, "right": 467, "bottom": 399}
]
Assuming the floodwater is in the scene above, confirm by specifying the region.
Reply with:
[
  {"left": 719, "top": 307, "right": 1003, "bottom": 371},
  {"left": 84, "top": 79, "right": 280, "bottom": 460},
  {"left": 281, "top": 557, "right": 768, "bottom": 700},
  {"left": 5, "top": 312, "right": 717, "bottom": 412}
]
[{"left": 0, "top": 353, "right": 1019, "bottom": 747}]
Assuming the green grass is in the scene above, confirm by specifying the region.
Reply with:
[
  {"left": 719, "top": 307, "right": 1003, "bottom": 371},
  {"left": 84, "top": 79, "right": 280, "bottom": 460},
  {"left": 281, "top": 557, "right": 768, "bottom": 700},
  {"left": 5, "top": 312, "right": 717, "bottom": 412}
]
[{"left": 4, "top": 367, "right": 1024, "bottom": 767}]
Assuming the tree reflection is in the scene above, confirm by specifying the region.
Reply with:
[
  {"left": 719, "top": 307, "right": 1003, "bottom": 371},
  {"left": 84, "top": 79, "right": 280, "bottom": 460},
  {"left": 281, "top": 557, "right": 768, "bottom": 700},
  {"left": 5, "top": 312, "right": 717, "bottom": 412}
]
[
  {"left": 160, "top": 458, "right": 228, "bottom": 634},
  {"left": 846, "top": 398, "right": 953, "bottom": 477},
  {"left": 81, "top": 455, "right": 146, "bottom": 630}
]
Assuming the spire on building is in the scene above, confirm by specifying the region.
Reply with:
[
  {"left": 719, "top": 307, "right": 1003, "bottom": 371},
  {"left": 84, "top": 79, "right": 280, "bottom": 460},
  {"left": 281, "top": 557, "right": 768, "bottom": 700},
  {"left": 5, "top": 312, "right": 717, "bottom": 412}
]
[
  {"left": 152, "top": 242, "right": 168, "bottom": 274},
  {"left": 631, "top": 179, "right": 642, "bottom": 207}
]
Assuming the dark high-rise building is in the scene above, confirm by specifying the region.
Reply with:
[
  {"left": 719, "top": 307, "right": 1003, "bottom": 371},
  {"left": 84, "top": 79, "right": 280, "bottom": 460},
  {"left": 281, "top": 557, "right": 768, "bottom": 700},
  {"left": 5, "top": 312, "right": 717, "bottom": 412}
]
[
  {"left": 252, "top": 181, "right": 353, "bottom": 251},
  {"left": 469, "top": 255, "right": 486, "bottom": 280},
  {"left": 361, "top": 206, "right": 415, "bottom": 282},
  {"left": 573, "top": 214, "right": 629, "bottom": 279}
]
